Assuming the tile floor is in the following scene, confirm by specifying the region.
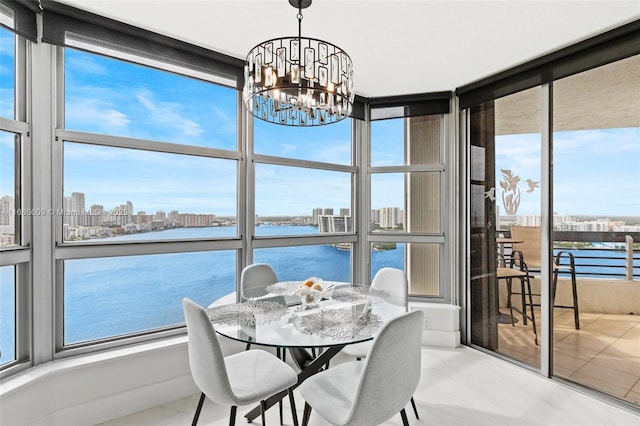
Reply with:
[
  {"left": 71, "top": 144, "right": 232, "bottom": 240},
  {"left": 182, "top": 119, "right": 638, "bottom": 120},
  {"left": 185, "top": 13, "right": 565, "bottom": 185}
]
[
  {"left": 497, "top": 309, "right": 640, "bottom": 406},
  {"left": 99, "top": 344, "right": 640, "bottom": 426}
]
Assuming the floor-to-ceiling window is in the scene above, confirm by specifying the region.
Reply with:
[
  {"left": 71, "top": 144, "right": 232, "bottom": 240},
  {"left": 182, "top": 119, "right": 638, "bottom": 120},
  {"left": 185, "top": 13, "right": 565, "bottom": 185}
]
[
  {"left": 369, "top": 108, "right": 448, "bottom": 298},
  {"left": 0, "top": 6, "right": 32, "bottom": 376},
  {"left": 462, "top": 24, "right": 640, "bottom": 407},
  {"left": 1, "top": 1, "right": 455, "bottom": 375},
  {"left": 467, "top": 87, "right": 543, "bottom": 367},
  {"left": 51, "top": 32, "right": 243, "bottom": 351},
  {"left": 251, "top": 118, "right": 356, "bottom": 281},
  {"left": 551, "top": 55, "right": 640, "bottom": 405}
]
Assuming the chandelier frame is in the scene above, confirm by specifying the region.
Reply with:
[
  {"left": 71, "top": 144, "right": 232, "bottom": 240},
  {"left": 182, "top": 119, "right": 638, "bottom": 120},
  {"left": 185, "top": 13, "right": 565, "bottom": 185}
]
[{"left": 242, "top": 0, "right": 354, "bottom": 127}]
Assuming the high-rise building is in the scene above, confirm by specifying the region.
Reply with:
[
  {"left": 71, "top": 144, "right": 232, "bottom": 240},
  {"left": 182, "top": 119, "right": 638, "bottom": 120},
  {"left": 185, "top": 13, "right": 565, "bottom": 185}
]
[
  {"left": 340, "top": 208, "right": 350, "bottom": 216},
  {"left": 371, "top": 209, "right": 380, "bottom": 224},
  {"left": 71, "top": 192, "right": 85, "bottom": 213},
  {"left": 90, "top": 204, "right": 104, "bottom": 226},
  {"left": 317, "top": 215, "right": 352, "bottom": 233},
  {"left": 311, "top": 207, "right": 323, "bottom": 225},
  {"left": 169, "top": 210, "right": 180, "bottom": 224},
  {"left": 379, "top": 207, "right": 401, "bottom": 228},
  {"left": 0, "top": 195, "right": 14, "bottom": 226}
]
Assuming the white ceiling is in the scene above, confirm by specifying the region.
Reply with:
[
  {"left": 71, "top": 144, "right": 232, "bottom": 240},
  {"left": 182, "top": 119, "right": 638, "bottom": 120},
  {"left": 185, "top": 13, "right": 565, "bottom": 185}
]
[{"left": 58, "top": 0, "right": 640, "bottom": 98}]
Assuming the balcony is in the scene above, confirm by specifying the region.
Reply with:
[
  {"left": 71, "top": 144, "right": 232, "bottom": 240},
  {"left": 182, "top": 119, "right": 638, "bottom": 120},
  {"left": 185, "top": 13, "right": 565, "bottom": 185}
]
[{"left": 497, "top": 231, "right": 640, "bottom": 407}]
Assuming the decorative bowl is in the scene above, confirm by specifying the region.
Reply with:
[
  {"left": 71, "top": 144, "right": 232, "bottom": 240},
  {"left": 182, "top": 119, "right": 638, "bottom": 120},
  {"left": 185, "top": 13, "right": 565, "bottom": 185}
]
[
  {"left": 298, "top": 286, "right": 323, "bottom": 307},
  {"left": 297, "top": 277, "right": 325, "bottom": 307}
]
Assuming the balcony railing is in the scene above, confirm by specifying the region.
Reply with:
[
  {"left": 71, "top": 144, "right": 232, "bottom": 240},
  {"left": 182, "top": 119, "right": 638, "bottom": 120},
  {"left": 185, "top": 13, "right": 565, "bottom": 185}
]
[{"left": 506, "top": 231, "right": 640, "bottom": 280}]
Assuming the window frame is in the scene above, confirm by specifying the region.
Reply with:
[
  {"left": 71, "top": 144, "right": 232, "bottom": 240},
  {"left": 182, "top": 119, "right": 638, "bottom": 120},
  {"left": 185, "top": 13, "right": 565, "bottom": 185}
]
[
  {"left": 367, "top": 110, "right": 450, "bottom": 301},
  {"left": 0, "top": 19, "right": 32, "bottom": 378},
  {"left": 247, "top": 115, "right": 360, "bottom": 287},
  {"left": 52, "top": 40, "right": 245, "bottom": 357}
]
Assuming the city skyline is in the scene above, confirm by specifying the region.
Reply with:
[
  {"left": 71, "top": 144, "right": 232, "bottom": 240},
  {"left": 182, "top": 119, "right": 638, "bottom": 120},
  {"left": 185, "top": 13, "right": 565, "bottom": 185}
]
[
  {"left": 2, "top": 190, "right": 639, "bottom": 223},
  {"left": 2, "top": 189, "right": 638, "bottom": 246}
]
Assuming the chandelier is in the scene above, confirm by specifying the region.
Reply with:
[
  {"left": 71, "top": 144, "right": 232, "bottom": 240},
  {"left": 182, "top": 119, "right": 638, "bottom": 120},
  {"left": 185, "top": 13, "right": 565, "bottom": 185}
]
[{"left": 242, "top": 0, "right": 354, "bottom": 126}]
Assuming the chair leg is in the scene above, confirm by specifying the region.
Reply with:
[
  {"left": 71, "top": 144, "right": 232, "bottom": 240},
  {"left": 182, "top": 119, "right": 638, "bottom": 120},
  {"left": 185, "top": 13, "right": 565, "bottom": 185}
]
[
  {"left": 519, "top": 277, "right": 528, "bottom": 326},
  {"left": 277, "top": 348, "right": 284, "bottom": 424},
  {"left": 525, "top": 275, "right": 538, "bottom": 346},
  {"left": 260, "top": 400, "right": 267, "bottom": 426},
  {"left": 288, "top": 388, "right": 299, "bottom": 426},
  {"left": 302, "top": 402, "right": 312, "bottom": 426},
  {"left": 192, "top": 392, "right": 206, "bottom": 426},
  {"left": 229, "top": 405, "right": 237, "bottom": 426},
  {"left": 571, "top": 269, "right": 580, "bottom": 329},
  {"left": 410, "top": 396, "right": 419, "bottom": 419},
  {"left": 400, "top": 408, "right": 409, "bottom": 426},
  {"left": 506, "top": 278, "right": 516, "bottom": 326},
  {"left": 553, "top": 267, "right": 580, "bottom": 330}
]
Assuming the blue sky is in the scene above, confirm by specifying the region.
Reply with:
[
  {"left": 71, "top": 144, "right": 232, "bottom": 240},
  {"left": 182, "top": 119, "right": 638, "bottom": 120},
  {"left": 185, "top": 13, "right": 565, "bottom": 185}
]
[
  {"left": 1, "top": 29, "right": 639, "bottom": 218},
  {"left": 496, "top": 128, "right": 640, "bottom": 216}
]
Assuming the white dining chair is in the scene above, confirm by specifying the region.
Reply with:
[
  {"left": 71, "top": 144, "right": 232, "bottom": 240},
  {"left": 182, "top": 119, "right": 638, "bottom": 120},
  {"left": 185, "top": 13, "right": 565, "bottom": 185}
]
[
  {"left": 298, "top": 310, "right": 424, "bottom": 426},
  {"left": 240, "top": 263, "right": 279, "bottom": 301},
  {"left": 239, "top": 263, "right": 291, "bottom": 423},
  {"left": 340, "top": 267, "right": 419, "bottom": 419},
  {"left": 182, "top": 298, "right": 299, "bottom": 426}
]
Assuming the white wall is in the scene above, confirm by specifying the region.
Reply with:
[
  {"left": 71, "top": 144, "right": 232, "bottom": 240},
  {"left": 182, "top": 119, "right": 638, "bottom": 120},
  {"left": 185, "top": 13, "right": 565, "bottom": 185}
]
[{"left": 0, "top": 337, "right": 196, "bottom": 425}]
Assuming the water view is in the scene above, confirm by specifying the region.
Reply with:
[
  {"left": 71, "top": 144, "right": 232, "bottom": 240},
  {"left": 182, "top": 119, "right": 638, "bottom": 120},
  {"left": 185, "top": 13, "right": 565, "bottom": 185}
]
[{"left": 0, "top": 225, "right": 405, "bottom": 364}]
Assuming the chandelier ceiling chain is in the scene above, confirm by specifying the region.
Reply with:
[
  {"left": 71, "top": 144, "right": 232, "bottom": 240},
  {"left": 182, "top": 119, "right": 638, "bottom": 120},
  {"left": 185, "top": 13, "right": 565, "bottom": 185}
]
[{"left": 242, "top": 0, "right": 355, "bottom": 127}]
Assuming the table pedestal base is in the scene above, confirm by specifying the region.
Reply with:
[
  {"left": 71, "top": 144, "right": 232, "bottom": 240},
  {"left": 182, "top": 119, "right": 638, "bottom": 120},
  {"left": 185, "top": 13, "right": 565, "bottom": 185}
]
[{"left": 244, "top": 345, "right": 345, "bottom": 424}]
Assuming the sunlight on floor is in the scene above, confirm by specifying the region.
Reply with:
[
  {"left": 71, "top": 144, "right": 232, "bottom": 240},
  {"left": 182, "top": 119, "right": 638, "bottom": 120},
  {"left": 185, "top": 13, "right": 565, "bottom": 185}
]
[{"left": 498, "top": 310, "right": 640, "bottom": 406}]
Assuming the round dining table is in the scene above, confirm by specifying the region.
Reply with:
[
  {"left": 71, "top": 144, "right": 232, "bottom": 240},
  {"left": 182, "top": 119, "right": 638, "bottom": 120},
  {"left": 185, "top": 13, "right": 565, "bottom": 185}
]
[{"left": 206, "top": 282, "right": 405, "bottom": 423}]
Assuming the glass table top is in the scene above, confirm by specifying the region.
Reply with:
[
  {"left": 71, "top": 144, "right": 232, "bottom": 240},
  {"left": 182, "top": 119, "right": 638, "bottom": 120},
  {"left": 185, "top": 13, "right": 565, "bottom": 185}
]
[{"left": 206, "top": 283, "right": 405, "bottom": 348}]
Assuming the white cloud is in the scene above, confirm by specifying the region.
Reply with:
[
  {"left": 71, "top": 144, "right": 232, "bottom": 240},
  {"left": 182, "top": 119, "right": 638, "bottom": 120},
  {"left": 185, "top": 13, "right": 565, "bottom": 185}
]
[
  {"left": 65, "top": 97, "right": 131, "bottom": 131},
  {"left": 66, "top": 54, "right": 108, "bottom": 76},
  {"left": 135, "top": 90, "right": 202, "bottom": 138}
]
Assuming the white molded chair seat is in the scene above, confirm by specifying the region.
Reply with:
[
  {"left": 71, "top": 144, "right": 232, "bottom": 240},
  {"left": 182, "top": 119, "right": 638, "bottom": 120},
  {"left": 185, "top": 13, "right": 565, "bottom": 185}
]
[
  {"left": 299, "top": 362, "right": 364, "bottom": 425},
  {"left": 223, "top": 350, "right": 296, "bottom": 405},
  {"left": 183, "top": 298, "right": 298, "bottom": 426},
  {"left": 299, "top": 310, "right": 424, "bottom": 426}
]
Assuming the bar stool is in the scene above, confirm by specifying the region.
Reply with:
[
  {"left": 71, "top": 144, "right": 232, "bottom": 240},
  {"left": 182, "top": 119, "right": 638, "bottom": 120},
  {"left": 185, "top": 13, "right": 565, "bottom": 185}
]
[
  {"left": 510, "top": 226, "right": 580, "bottom": 329},
  {"left": 552, "top": 251, "right": 580, "bottom": 329},
  {"left": 497, "top": 250, "right": 538, "bottom": 345}
]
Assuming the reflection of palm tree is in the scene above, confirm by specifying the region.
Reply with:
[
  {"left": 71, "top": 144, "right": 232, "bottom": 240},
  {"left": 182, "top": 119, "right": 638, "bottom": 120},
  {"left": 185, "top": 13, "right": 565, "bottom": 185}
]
[
  {"left": 500, "top": 169, "right": 521, "bottom": 215},
  {"left": 499, "top": 170, "right": 539, "bottom": 215}
]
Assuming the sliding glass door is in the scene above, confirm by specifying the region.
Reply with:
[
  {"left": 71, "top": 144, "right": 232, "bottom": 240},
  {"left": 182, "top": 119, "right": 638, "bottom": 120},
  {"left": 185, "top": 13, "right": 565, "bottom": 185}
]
[
  {"left": 551, "top": 55, "right": 640, "bottom": 405},
  {"left": 467, "top": 53, "right": 640, "bottom": 406},
  {"left": 468, "top": 87, "right": 543, "bottom": 369}
]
